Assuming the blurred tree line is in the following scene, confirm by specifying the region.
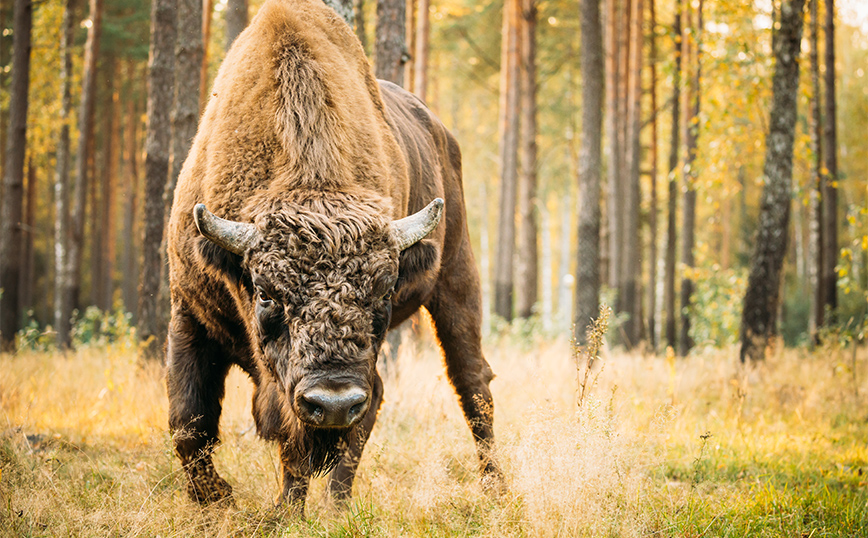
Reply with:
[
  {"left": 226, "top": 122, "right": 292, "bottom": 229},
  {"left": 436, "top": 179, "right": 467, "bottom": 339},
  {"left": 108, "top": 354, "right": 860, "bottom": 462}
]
[{"left": 0, "top": 0, "right": 865, "bottom": 360}]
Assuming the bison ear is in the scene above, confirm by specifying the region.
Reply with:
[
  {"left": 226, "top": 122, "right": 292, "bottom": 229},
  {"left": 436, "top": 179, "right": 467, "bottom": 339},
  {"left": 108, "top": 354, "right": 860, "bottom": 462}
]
[
  {"left": 195, "top": 236, "right": 245, "bottom": 283},
  {"left": 396, "top": 239, "right": 440, "bottom": 292}
]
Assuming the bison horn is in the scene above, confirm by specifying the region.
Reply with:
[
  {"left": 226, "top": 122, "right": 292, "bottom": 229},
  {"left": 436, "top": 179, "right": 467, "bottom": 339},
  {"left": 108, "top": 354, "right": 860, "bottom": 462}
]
[
  {"left": 390, "top": 198, "right": 445, "bottom": 251},
  {"left": 193, "top": 203, "right": 259, "bottom": 255}
]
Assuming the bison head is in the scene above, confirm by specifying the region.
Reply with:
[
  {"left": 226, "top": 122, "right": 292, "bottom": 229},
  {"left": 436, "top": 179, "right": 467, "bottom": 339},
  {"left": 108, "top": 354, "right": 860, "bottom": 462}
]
[{"left": 193, "top": 194, "right": 442, "bottom": 441}]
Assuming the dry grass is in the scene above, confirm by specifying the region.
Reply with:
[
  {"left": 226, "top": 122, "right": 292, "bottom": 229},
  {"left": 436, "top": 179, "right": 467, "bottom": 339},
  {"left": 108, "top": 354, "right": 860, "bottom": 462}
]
[{"left": 1, "top": 330, "right": 867, "bottom": 536}]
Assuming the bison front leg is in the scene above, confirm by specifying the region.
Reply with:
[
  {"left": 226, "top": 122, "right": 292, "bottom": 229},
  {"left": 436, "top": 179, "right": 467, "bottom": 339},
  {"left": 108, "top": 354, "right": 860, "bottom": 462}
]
[
  {"left": 277, "top": 442, "right": 310, "bottom": 516},
  {"left": 326, "top": 371, "right": 384, "bottom": 501},
  {"left": 167, "top": 309, "right": 234, "bottom": 505},
  {"left": 426, "top": 245, "right": 505, "bottom": 491}
]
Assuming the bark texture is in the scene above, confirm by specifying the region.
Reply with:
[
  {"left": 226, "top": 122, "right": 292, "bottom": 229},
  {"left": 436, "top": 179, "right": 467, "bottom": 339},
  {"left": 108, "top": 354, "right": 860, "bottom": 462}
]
[
  {"left": 375, "top": 0, "right": 406, "bottom": 85},
  {"left": 354, "top": 0, "right": 367, "bottom": 51},
  {"left": 740, "top": 0, "right": 806, "bottom": 362},
  {"left": 604, "top": 0, "right": 621, "bottom": 290},
  {"left": 200, "top": 0, "right": 213, "bottom": 112},
  {"left": 54, "top": 0, "right": 75, "bottom": 347},
  {"left": 494, "top": 0, "right": 521, "bottom": 321},
  {"left": 138, "top": 0, "right": 176, "bottom": 362},
  {"left": 322, "top": 0, "right": 353, "bottom": 24},
  {"left": 622, "top": 0, "right": 643, "bottom": 347},
  {"left": 515, "top": 0, "right": 538, "bottom": 319},
  {"left": 808, "top": 0, "right": 823, "bottom": 340},
  {"left": 820, "top": 0, "right": 837, "bottom": 323},
  {"left": 574, "top": 0, "right": 603, "bottom": 345},
  {"left": 663, "top": 0, "right": 681, "bottom": 350},
  {"left": 413, "top": 0, "right": 429, "bottom": 101},
  {"left": 225, "top": 0, "right": 247, "bottom": 49},
  {"left": 67, "top": 0, "right": 103, "bottom": 334},
  {"left": 0, "top": 0, "right": 31, "bottom": 350},
  {"left": 679, "top": 0, "right": 701, "bottom": 356},
  {"left": 122, "top": 65, "right": 140, "bottom": 318},
  {"left": 647, "top": 0, "right": 658, "bottom": 349}
]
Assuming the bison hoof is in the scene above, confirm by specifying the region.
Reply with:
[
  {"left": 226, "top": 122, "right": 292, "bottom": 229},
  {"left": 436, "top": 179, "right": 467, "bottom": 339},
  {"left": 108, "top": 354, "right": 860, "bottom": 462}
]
[
  {"left": 184, "top": 459, "right": 234, "bottom": 506},
  {"left": 481, "top": 466, "right": 507, "bottom": 496}
]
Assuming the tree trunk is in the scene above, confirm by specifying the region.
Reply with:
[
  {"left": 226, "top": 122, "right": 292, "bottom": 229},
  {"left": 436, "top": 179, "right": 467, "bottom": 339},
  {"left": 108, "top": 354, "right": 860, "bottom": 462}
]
[
  {"left": 169, "top": 0, "right": 202, "bottom": 217},
  {"left": 225, "top": 0, "right": 246, "bottom": 49},
  {"left": 663, "top": 0, "right": 680, "bottom": 351},
  {"left": 480, "top": 180, "right": 491, "bottom": 334},
  {"left": 516, "top": 0, "right": 538, "bottom": 320},
  {"left": 404, "top": 0, "right": 415, "bottom": 93},
  {"left": 322, "top": 0, "right": 353, "bottom": 24},
  {"left": 622, "top": 0, "right": 643, "bottom": 348},
  {"left": 494, "top": 0, "right": 521, "bottom": 322},
  {"left": 820, "top": 0, "right": 837, "bottom": 323},
  {"left": 139, "top": 0, "right": 176, "bottom": 362},
  {"left": 375, "top": 0, "right": 406, "bottom": 85},
  {"left": 615, "top": 0, "right": 630, "bottom": 309},
  {"left": 808, "top": 0, "right": 823, "bottom": 341},
  {"left": 54, "top": 0, "right": 75, "bottom": 347},
  {"left": 122, "top": 62, "right": 141, "bottom": 318},
  {"left": 604, "top": 0, "right": 621, "bottom": 290},
  {"left": 413, "top": 0, "right": 429, "bottom": 101},
  {"left": 67, "top": 0, "right": 103, "bottom": 331},
  {"left": 18, "top": 157, "right": 35, "bottom": 316},
  {"left": 0, "top": 0, "right": 32, "bottom": 351},
  {"left": 89, "top": 132, "right": 102, "bottom": 307},
  {"left": 354, "top": 0, "right": 367, "bottom": 51},
  {"left": 574, "top": 0, "right": 603, "bottom": 345},
  {"left": 200, "top": 0, "right": 213, "bottom": 113},
  {"left": 647, "top": 0, "right": 658, "bottom": 350},
  {"left": 158, "top": 0, "right": 203, "bottom": 345},
  {"left": 331, "top": 0, "right": 358, "bottom": 24},
  {"left": 679, "top": 0, "right": 701, "bottom": 357},
  {"left": 740, "top": 0, "right": 806, "bottom": 363},
  {"left": 540, "top": 204, "right": 553, "bottom": 332},
  {"left": 0, "top": 0, "right": 9, "bottom": 182},
  {"left": 101, "top": 77, "right": 120, "bottom": 311}
]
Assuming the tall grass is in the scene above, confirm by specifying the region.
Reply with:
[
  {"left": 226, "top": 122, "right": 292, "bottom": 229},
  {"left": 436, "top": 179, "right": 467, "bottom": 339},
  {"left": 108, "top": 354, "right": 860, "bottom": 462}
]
[{"left": 1, "top": 332, "right": 867, "bottom": 536}]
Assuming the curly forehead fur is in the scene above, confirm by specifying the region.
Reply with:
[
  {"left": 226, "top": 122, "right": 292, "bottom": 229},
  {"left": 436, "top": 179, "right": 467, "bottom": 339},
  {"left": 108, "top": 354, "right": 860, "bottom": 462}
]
[{"left": 246, "top": 192, "right": 398, "bottom": 371}]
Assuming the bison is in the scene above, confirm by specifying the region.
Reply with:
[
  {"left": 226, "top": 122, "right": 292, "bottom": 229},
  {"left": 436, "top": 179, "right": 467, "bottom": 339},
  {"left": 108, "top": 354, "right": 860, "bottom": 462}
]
[{"left": 166, "top": 0, "right": 502, "bottom": 512}]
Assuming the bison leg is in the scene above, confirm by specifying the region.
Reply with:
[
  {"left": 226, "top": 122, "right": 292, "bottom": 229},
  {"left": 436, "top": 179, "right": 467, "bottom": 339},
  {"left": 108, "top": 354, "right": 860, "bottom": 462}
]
[
  {"left": 167, "top": 308, "right": 234, "bottom": 505},
  {"left": 426, "top": 246, "right": 505, "bottom": 490},
  {"left": 326, "top": 370, "right": 384, "bottom": 501},
  {"left": 277, "top": 442, "right": 311, "bottom": 515}
]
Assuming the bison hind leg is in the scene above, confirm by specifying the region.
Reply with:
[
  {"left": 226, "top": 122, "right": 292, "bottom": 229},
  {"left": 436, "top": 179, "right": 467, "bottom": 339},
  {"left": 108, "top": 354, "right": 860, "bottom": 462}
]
[{"left": 425, "top": 245, "right": 506, "bottom": 493}]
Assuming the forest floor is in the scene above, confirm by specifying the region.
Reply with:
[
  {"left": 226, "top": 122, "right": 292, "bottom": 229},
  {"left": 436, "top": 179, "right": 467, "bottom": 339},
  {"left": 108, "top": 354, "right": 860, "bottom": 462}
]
[{"left": 1, "top": 328, "right": 867, "bottom": 537}]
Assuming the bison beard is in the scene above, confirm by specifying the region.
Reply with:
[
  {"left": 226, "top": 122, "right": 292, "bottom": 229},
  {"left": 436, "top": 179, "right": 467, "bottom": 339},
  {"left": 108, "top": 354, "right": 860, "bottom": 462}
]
[{"left": 285, "top": 424, "right": 352, "bottom": 477}]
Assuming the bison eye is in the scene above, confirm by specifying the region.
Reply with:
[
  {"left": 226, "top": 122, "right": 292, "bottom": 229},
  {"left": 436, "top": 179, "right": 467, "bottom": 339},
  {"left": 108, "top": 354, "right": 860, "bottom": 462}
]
[{"left": 257, "top": 287, "right": 274, "bottom": 306}]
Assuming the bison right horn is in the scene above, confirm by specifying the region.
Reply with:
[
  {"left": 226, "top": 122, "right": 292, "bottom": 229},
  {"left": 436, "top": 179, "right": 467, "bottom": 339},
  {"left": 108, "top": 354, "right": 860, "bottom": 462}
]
[
  {"left": 193, "top": 203, "right": 259, "bottom": 255},
  {"left": 390, "top": 198, "right": 445, "bottom": 251}
]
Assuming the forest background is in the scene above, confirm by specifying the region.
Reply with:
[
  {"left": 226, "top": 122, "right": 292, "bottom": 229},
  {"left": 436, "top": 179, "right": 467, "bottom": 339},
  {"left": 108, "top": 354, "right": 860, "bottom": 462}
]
[{"left": 0, "top": 0, "right": 867, "bottom": 357}]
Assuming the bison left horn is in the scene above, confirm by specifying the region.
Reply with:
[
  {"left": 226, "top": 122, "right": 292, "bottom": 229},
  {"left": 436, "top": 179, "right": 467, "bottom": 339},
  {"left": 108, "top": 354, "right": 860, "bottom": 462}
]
[
  {"left": 193, "top": 203, "right": 259, "bottom": 255},
  {"left": 390, "top": 198, "right": 445, "bottom": 251}
]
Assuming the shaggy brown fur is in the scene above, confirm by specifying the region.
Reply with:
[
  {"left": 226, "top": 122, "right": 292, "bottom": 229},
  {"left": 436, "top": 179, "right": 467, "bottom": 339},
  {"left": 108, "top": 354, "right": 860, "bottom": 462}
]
[{"left": 166, "top": 0, "right": 502, "bottom": 513}]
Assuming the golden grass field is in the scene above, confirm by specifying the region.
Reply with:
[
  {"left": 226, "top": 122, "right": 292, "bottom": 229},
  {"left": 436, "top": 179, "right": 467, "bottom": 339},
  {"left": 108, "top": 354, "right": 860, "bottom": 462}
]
[{"left": 1, "top": 327, "right": 867, "bottom": 536}]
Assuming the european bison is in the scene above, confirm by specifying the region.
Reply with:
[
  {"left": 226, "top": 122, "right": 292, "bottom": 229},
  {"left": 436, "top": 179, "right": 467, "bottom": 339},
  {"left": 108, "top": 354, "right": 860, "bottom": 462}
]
[{"left": 166, "top": 0, "right": 502, "bottom": 512}]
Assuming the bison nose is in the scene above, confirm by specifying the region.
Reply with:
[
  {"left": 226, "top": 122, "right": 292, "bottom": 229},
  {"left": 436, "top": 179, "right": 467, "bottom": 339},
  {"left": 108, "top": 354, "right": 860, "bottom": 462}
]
[{"left": 297, "top": 386, "right": 369, "bottom": 428}]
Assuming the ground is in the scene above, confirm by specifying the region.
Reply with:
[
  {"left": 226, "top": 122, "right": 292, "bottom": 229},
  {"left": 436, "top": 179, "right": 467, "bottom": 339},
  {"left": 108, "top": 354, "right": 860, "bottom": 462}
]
[{"left": 1, "top": 325, "right": 867, "bottom": 536}]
